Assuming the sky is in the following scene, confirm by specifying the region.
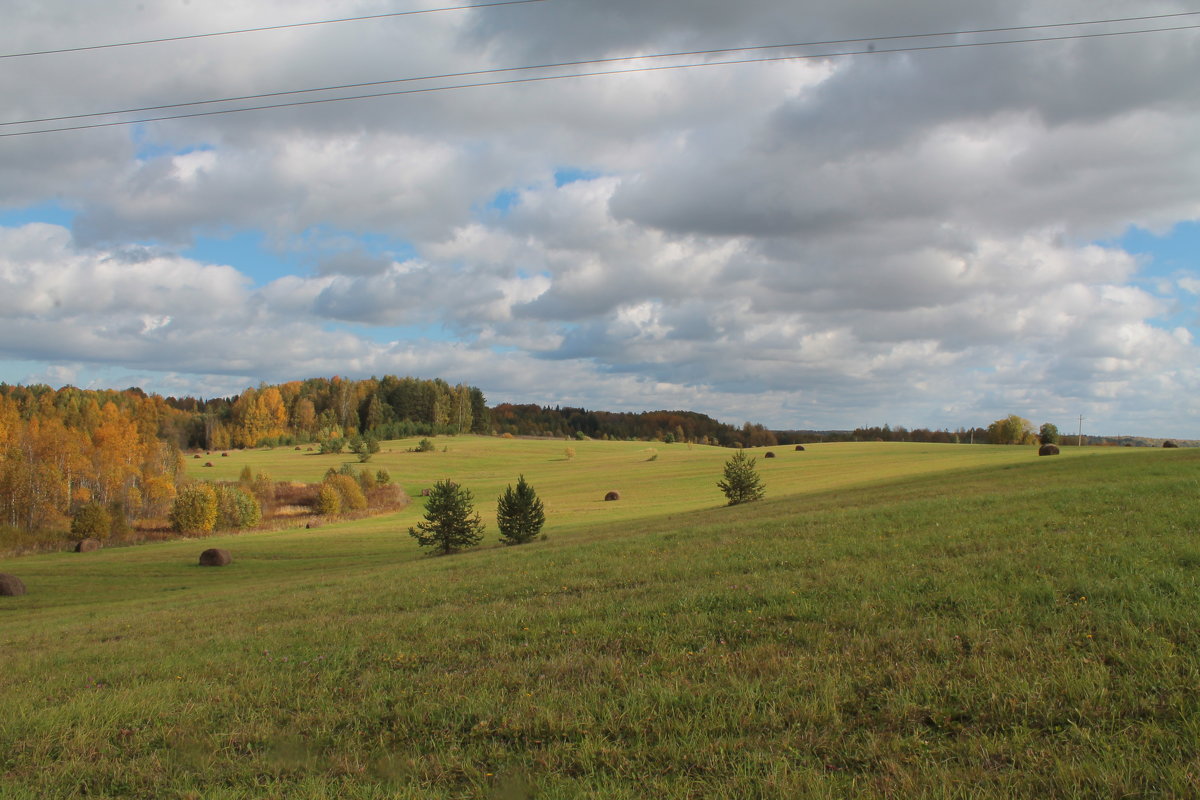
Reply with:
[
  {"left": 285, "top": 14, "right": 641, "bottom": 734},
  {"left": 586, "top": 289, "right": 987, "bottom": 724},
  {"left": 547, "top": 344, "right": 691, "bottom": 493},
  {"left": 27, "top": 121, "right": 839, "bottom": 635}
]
[{"left": 1, "top": 1, "right": 1198, "bottom": 437}]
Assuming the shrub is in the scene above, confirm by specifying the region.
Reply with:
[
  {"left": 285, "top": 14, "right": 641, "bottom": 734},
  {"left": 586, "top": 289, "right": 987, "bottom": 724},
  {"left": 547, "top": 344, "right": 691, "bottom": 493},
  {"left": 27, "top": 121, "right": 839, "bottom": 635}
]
[
  {"left": 319, "top": 437, "right": 346, "bottom": 455},
  {"left": 215, "top": 485, "right": 261, "bottom": 530},
  {"left": 414, "top": 438, "right": 436, "bottom": 453},
  {"left": 251, "top": 472, "right": 275, "bottom": 514},
  {"left": 327, "top": 474, "right": 367, "bottom": 511},
  {"left": 315, "top": 484, "right": 342, "bottom": 516},
  {"left": 375, "top": 469, "right": 392, "bottom": 485},
  {"left": 366, "top": 482, "right": 408, "bottom": 512},
  {"left": 70, "top": 502, "right": 112, "bottom": 540},
  {"left": 170, "top": 484, "right": 218, "bottom": 534},
  {"left": 496, "top": 475, "right": 545, "bottom": 546},
  {"left": 350, "top": 434, "right": 381, "bottom": 463}
]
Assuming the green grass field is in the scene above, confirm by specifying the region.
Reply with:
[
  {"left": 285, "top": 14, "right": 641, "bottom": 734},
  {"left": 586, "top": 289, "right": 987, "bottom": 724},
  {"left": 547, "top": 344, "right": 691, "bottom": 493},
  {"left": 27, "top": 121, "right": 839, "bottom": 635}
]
[{"left": 2, "top": 439, "right": 1198, "bottom": 798}]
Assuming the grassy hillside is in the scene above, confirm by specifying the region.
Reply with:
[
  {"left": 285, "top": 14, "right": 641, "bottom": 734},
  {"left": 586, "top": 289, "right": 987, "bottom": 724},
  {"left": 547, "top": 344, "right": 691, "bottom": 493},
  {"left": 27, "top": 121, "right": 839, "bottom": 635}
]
[{"left": 1, "top": 441, "right": 1197, "bottom": 798}]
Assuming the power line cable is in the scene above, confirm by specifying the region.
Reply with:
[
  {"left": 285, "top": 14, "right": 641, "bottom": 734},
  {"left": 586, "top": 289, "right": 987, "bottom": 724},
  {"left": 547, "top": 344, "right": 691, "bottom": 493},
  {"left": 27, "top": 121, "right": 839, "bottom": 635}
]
[
  {"left": 5, "top": 10, "right": 1200, "bottom": 129},
  {"left": 0, "top": 0, "right": 550, "bottom": 60},
  {"left": 4, "top": 21, "right": 1198, "bottom": 138}
]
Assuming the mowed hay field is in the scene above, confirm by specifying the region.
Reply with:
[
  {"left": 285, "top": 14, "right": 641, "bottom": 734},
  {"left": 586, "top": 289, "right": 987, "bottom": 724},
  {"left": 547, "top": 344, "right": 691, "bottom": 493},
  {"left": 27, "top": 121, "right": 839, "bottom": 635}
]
[
  {"left": 2, "top": 440, "right": 1199, "bottom": 799},
  {"left": 182, "top": 436, "right": 1060, "bottom": 537}
]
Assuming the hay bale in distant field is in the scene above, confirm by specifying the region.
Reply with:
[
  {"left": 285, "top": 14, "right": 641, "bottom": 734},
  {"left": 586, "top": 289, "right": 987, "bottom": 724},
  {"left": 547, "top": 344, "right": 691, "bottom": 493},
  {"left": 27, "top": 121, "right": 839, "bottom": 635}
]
[
  {"left": 1163, "top": 440, "right": 1179, "bottom": 448},
  {"left": 764, "top": 451, "right": 776, "bottom": 458},
  {"left": 295, "top": 446, "right": 302, "bottom": 450},
  {"left": 199, "top": 548, "right": 232, "bottom": 567},
  {"left": 204, "top": 461, "right": 214, "bottom": 467},
  {"left": 75, "top": 538, "right": 101, "bottom": 553},
  {"left": 193, "top": 454, "right": 201, "bottom": 459},
  {"left": 795, "top": 445, "right": 805, "bottom": 451},
  {"left": 221, "top": 452, "right": 229, "bottom": 457},
  {"left": 0, "top": 574, "right": 26, "bottom": 596},
  {"left": 1039, "top": 444, "right": 1060, "bottom": 456},
  {"left": 421, "top": 488, "right": 431, "bottom": 497},
  {"left": 604, "top": 491, "right": 620, "bottom": 501}
]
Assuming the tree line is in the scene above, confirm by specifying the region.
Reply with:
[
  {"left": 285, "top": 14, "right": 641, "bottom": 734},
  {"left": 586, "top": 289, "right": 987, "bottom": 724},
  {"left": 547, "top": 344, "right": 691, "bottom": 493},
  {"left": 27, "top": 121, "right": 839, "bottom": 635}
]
[{"left": 489, "top": 404, "right": 777, "bottom": 446}]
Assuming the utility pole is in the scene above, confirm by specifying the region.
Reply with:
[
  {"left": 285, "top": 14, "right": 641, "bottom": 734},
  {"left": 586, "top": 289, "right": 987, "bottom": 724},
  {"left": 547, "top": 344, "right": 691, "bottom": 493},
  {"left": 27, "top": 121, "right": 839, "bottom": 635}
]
[{"left": 1077, "top": 415, "right": 1085, "bottom": 447}]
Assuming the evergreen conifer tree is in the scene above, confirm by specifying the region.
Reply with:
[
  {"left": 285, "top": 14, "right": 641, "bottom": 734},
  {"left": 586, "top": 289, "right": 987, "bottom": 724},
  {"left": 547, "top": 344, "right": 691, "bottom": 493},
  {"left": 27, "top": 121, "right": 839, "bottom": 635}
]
[
  {"left": 717, "top": 450, "right": 765, "bottom": 506},
  {"left": 409, "top": 479, "right": 485, "bottom": 554},
  {"left": 496, "top": 474, "right": 545, "bottom": 545}
]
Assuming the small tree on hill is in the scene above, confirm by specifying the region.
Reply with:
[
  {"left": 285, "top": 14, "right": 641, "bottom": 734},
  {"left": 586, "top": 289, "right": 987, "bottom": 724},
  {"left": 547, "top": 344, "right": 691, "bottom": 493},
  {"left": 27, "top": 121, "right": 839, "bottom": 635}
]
[
  {"left": 350, "top": 434, "right": 381, "bottom": 463},
  {"left": 1039, "top": 423, "right": 1060, "bottom": 445},
  {"left": 718, "top": 450, "right": 765, "bottom": 506},
  {"left": 410, "top": 479, "right": 484, "bottom": 555},
  {"left": 496, "top": 474, "right": 545, "bottom": 545}
]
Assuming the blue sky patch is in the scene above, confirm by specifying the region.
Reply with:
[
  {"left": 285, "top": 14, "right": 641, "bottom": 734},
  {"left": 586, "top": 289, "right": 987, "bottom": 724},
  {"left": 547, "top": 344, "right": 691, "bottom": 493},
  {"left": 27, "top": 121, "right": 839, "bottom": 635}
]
[
  {"left": 184, "top": 230, "right": 303, "bottom": 286},
  {"left": 1113, "top": 220, "right": 1200, "bottom": 280},
  {"left": 0, "top": 201, "right": 75, "bottom": 228},
  {"left": 1108, "top": 221, "right": 1200, "bottom": 331},
  {"left": 130, "top": 123, "right": 214, "bottom": 162},
  {"left": 488, "top": 188, "right": 521, "bottom": 214},
  {"left": 554, "top": 167, "right": 602, "bottom": 187}
]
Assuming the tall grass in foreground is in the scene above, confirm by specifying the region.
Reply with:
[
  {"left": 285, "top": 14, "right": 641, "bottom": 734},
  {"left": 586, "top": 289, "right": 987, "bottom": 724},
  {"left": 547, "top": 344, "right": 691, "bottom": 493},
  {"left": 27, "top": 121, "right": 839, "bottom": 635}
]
[{"left": 0, "top": 447, "right": 1197, "bottom": 798}]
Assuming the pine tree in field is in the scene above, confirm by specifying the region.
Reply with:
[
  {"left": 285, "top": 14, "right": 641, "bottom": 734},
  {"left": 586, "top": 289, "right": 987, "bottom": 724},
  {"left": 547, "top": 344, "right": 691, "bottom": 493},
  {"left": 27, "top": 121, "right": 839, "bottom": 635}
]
[
  {"left": 409, "top": 479, "right": 485, "bottom": 555},
  {"left": 717, "top": 450, "right": 765, "bottom": 506},
  {"left": 496, "top": 474, "right": 545, "bottom": 545}
]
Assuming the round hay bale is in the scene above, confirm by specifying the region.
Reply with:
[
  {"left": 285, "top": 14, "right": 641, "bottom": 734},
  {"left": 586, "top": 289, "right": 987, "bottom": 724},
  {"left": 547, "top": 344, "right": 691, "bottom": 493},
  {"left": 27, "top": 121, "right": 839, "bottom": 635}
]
[
  {"left": 1038, "top": 444, "right": 1060, "bottom": 456},
  {"left": 421, "top": 488, "right": 431, "bottom": 497},
  {"left": 193, "top": 454, "right": 201, "bottom": 459},
  {"left": 794, "top": 445, "right": 806, "bottom": 451},
  {"left": 604, "top": 491, "right": 620, "bottom": 501},
  {"left": 75, "top": 538, "right": 101, "bottom": 553},
  {"left": 764, "top": 451, "right": 776, "bottom": 458},
  {"left": 199, "top": 548, "right": 232, "bottom": 567},
  {"left": 204, "top": 461, "right": 214, "bottom": 467},
  {"left": 295, "top": 446, "right": 302, "bottom": 451},
  {"left": 221, "top": 452, "right": 229, "bottom": 457},
  {"left": 0, "top": 574, "right": 26, "bottom": 597},
  {"left": 1163, "top": 440, "right": 1179, "bottom": 448}
]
